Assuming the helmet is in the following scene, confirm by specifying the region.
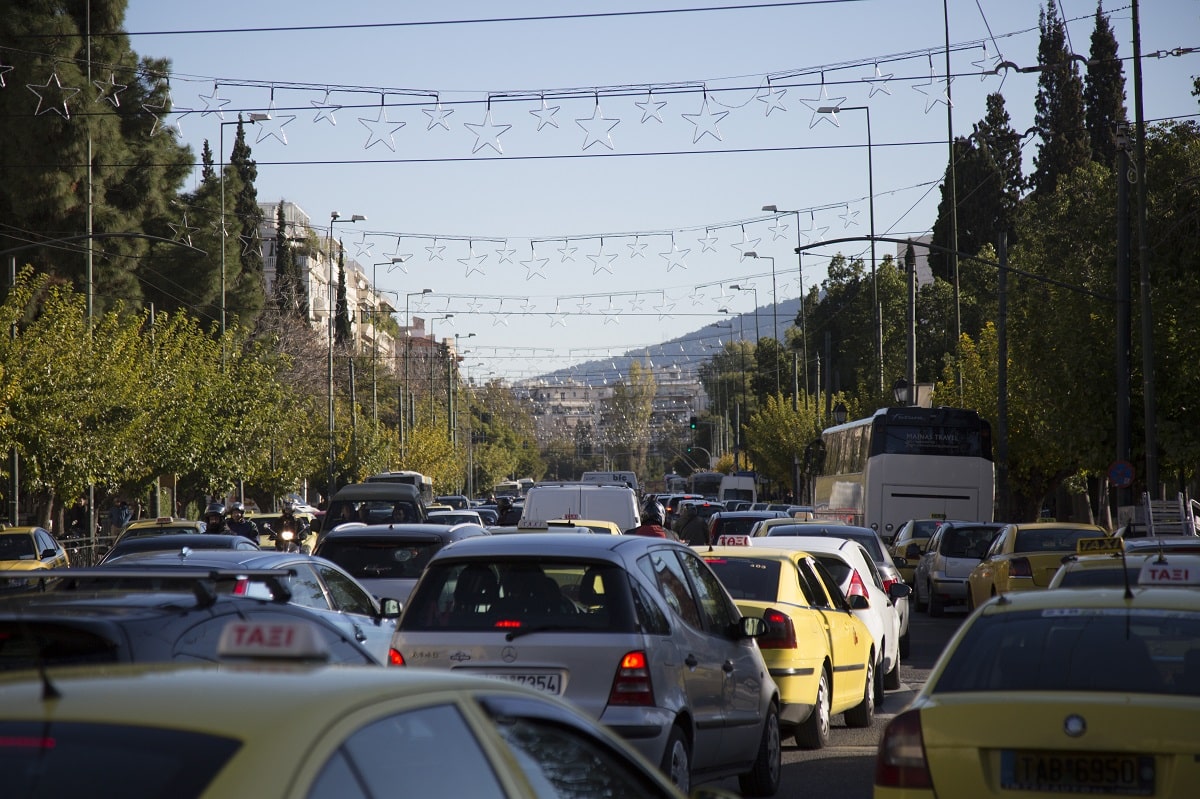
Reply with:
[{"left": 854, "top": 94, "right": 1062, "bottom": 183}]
[
  {"left": 641, "top": 501, "right": 665, "bottom": 527},
  {"left": 497, "top": 496, "right": 512, "bottom": 510},
  {"left": 281, "top": 501, "right": 295, "bottom": 515},
  {"left": 203, "top": 502, "right": 225, "bottom": 519},
  {"left": 228, "top": 501, "right": 245, "bottom": 515}
]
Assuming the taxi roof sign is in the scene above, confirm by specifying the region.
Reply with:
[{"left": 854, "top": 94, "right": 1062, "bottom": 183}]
[
  {"left": 715, "top": 534, "right": 753, "bottom": 547},
  {"left": 217, "top": 620, "right": 330, "bottom": 660},
  {"left": 1138, "top": 563, "right": 1200, "bottom": 586},
  {"left": 1077, "top": 536, "right": 1123, "bottom": 555}
]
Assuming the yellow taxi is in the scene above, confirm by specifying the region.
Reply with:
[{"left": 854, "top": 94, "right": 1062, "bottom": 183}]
[
  {"left": 116, "top": 516, "right": 206, "bottom": 542},
  {"left": 0, "top": 618, "right": 699, "bottom": 799},
  {"left": 546, "top": 518, "right": 623, "bottom": 535},
  {"left": 699, "top": 545, "right": 876, "bottom": 749},
  {"left": 0, "top": 525, "right": 70, "bottom": 571},
  {"left": 874, "top": 584, "right": 1200, "bottom": 798},
  {"left": 965, "top": 522, "right": 1107, "bottom": 610}
]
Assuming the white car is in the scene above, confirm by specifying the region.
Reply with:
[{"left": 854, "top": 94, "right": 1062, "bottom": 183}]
[{"left": 763, "top": 535, "right": 907, "bottom": 703}]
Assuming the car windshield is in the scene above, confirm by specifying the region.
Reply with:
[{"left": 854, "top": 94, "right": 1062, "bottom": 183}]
[
  {"left": 400, "top": 560, "right": 635, "bottom": 633},
  {"left": 0, "top": 721, "right": 239, "bottom": 796},
  {"left": 318, "top": 539, "right": 444, "bottom": 580},
  {"left": 1014, "top": 528, "right": 1103, "bottom": 553},
  {"left": 933, "top": 607, "right": 1200, "bottom": 697},
  {"left": 701, "top": 557, "right": 781, "bottom": 602}
]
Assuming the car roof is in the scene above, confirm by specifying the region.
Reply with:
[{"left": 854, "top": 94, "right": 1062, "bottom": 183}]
[
  {"left": 330, "top": 482, "right": 421, "bottom": 501},
  {"left": 105, "top": 533, "right": 253, "bottom": 552},
  {"left": 700, "top": 545, "right": 812, "bottom": 563},
  {"left": 711, "top": 511, "right": 789, "bottom": 519},
  {"left": 1004, "top": 521, "right": 1107, "bottom": 531},
  {"left": 979, "top": 584, "right": 1200, "bottom": 615},
  {"left": 429, "top": 532, "right": 680, "bottom": 561},
  {"left": 759, "top": 535, "right": 868, "bottom": 559},
  {"left": 99, "top": 549, "right": 338, "bottom": 570},
  {"left": 319, "top": 522, "right": 487, "bottom": 542},
  {"left": 124, "top": 517, "right": 203, "bottom": 528}
]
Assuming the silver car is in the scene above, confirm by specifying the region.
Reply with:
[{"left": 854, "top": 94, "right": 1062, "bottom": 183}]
[
  {"left": 392, "top": 533, "right": 782, "bottom": 797},
  {"left": 913, "top": 521, "right": 1004, "bottom": 616}
]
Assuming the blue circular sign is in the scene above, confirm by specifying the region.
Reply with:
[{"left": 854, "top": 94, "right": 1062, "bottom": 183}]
[{"left": 1108, "top": 460, "right": 1134, "bottom": 489}]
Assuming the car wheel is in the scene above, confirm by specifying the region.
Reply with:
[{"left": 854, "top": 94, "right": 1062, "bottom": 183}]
[
  {"left": 966, "top": 589, "right": 976, "bottom": 612},
  {"left": 738, "top": 703, "right": 782, "bottom": 797},
  {"left": 845, "top": 656, "right": 875, "bottom": 727},
  {"left": 928, "top": 586, "right": 946, "bottom": 618},
  {"left": 884, "top": 648, "right": 902, "bottom": 690},
  {"left": 660, "top": 724, "right": 690, "bottom": 794},
  {"left": 874, "top": 651, "right": 887, "bottom": 705},
  {"left": 899, "top": 627, "right": 911, "bottom": 659},
  {"left": 794, "top": 667, "right": 831, "bottom": 749}
]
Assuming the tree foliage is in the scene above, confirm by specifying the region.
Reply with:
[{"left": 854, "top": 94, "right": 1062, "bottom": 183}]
[
  {"left": 1083, "top": 3, "right": 1127, "bottom": 168},
  {"left": 1030, "top": 0, "right": 1092, "bottom": 197}
]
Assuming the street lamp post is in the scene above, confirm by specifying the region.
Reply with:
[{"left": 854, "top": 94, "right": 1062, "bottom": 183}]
[
  {"left": 370, "top": 258, "right": 404, "bottom": 429},
  {"left": 728, "top": 284, "right": 760, "bottom": 342},
  {"left": 817, "top": 105, "right": 882, "bottom": 393},
  {"left": 401, "top": 289, "right": 432, "bottom": 457},
  {"left": 719, "top": 308, "right": 747, "bottom": 469},
  {"left": 219, "top": 114, "right": 268, "bottom": 343},
  {"left": 453, "top": 333, "right": 476, "bottom": 444},
  {"left": 326, "top": 211, "right": 364, "bottom": 502},
  {"left": 743, "top": 252, "right": 777, "bottom": 394}
]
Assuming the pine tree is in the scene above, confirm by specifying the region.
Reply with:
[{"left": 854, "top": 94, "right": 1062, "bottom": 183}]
[
  {"left": 200, "top": 141, "right": 216, "bottom": 182},
  {"left": 273, "top": 203, "right": 302, "bottom": 318},
  {"left": 229, "top": 118, "right": 265, "bottom": 328},
  {"left": 1083, "top": 2, "right": 1127, "bottom": 167},
  {"left": 1030, "top": 0, "right": 1091, "bottom": 197},
  {"left": 335, "top": 242, "right": 353, "bottom": 345}
]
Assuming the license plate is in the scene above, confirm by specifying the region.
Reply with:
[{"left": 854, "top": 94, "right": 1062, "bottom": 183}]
[
  {"left": 1001, "top": 750, "right": 1155, "bottom": 795},
  {"left": 477, "top": 672, "right": 563, "bottom": 694}
]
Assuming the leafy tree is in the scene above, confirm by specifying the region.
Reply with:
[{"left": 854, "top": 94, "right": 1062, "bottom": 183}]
[
  {"left": 802, "top": 253, "right": 878, "bottom": 395},
  {"left": 743, "top": 394, "right": 825, "bottom": 495},
  {"left": 1083, "top": 3, "right": 1127, "bottom": 168},
  {"left": 1030, "top": 0, "right": 1091, "bottom": 197},
  {"left": 751, "top": 337, "right": 792, "bottom": 404},
  {"left": 0, "top": 2, "right": 193, "bottom": 310}
]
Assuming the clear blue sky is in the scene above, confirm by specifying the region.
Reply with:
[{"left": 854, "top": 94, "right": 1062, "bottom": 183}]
[{"left": 120, "top": 1, "right": 1198, "bottom": 382}]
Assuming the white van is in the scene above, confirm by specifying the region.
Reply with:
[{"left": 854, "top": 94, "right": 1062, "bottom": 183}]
[
  {"left": 579, "top": 470, "right": 640, "bottom": 494},
  {"left": 520, "top": 482, "right": 640, "bottom": 532},
  {"left": 719, "top": 472, "right": 758, "bottom": 504}
]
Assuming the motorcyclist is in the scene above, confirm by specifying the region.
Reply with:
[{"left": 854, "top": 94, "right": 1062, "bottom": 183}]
[
  {"left": 674, "top": 502, "right": 710, "bottom": 547},
  {"left": 628, "top": 501, "right": 672, "bottom": 538},
  {"left": 273, "top": 502, "right": 310, "bottom": 552},
  {"left": 495, "top": 496, "right": 521, "bottom": 526},
  {"left": 203, "top": 502, "right": 227, "bottom": 535},
  {"left": 225, "top": 501, "right": 259, "bottom": 542}
]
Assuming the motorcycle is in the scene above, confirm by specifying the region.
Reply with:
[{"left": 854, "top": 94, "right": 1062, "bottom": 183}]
[{"left": 265, "top": 522, "right": 309, "bottom": 554}]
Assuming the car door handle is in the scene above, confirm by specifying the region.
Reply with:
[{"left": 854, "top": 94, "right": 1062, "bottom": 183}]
[
  {"left": 353, "top": 624, "right": 367, "bottom": 642},
  {"left": 685, "top": 654, "right": 698, "bottom": 668},
  {"left": 722, "top": 660, "right": 735, "bottom": 674}
]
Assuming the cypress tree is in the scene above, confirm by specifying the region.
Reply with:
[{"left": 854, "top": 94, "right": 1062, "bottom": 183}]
[
  {"left": 1030, "top": 0, "right": 1091, "bottom": 197},
  {"left": 273, "top": 203, "right": 301, "bottom": 318},
  {"left": 229, "top": 118, "right": 265, "bottom": 327},
  {"left": 1083, "top": 2, "right": 1128, "bottom": 167},
  {"left": 335, "top": 241, "right": 352, "bottom": 345}
]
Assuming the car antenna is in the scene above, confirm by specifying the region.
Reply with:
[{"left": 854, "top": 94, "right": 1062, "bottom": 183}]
[{"left": 1121, "top": 539, "right": 1137, "bottom": 600}]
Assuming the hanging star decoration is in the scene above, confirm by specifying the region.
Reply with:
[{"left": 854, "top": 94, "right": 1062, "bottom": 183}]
[
  {"left": 240, "top": 230, "right": 262, "bottom": 257},
  {"left": 141, "top": 90, "right": 171, "bottom": 134},
  {"left": 799, "top": 74, "right": 846, "bottom": 128},
  {"left": 389, "top": 243, "right": 414, "bottom": 273},
  {"left": 838, "top": 205, "right": 861, "bottom": 228},
  {"left": 311, "top": 90, "right": 340, "bottom": 125},
  {"left": 529, "top": 95, "right": 560, "bottom": 131},
  {"left": 557, "top": 240, "right": 578, "bottom": 263},
  {"left": 627, "top": 236, "right": 649, "bottom": 259},
  {"left": 168, "top": 212, "right": 199, "bottom": 247},
  {"left": 93, "top": 71, "right": 128, "bottom": 108},
  {"left": 426, "top": 238, "right": 446, "bottom": 261},
  {"left": 755, "top": 80, "right": 787, "bottom": 116},
  {"left": 767, "top": 219, "right": 790, "bottom": 241},
  {"left": 730, "top": 227, "right": 761, "bottom": 259},
  {"left": 256, "top": 97, "right": 294, "bottom": 145},
  {"left": 0, "top": 59, "right": 13, "bottom": 88},
  {"left": 659, "top": 239, "right": 690, "bottom": 272},
  {"left": 635, "top": 90, "right": 667, "bottom": 123},
  {"left": 458, "top": 243, "right": 488, "bottom": 277},
  {"left": 658, "top": 292, "right": 677, "bottom": 321},
  {"left": 466, "top": 298, "right": 484, "bottom": 314},
  {"left": 520, "top": 298, "right": 537, "bottom": 313},
  {"left": 422, "top": 98, "right": 454, "bottom": 131},
  {"left": 576, "top": 297, "right": 593, "bottom": 314},
  {"left": 492, "top": 307, "right": 511, "bottom": 327},
  {"left": 576, "top": 99, "right": 620, "bottom": 151},
  {"left": 587, "top": 241, "right": 619, "bottom": 275},
  {"left": 913, "top": 57, "right": 953, "bottom": 112},
  {"left": 464, "top": 102, "right": 511, "bottom": 154},
  {"left": 628, "top": 295, "right": 646, "bottom": 312},
  {"left": 197, "top": 83, "right": 230, "bottom": 117},
  {"left": 521, "top": 245, "right": 549, "bottom": 280},
  {"left": 681, "top": 92, "right": 729, "bottom": 143},
  {"left": 861, "top": 63, "right": 894, "bottom": 98},
  {"left": 688, "top": 287, "right": 707, "bottom": 307},
  {"left": 808, "top": 213, "right": 831, "bottom": 244},
  {"left": 29, "top": 72, "right": 81, "bottom": 119},
  {"left": 698, "top": 229, "right": 719, "bottom": 253},
  {"left": 601, "top": 298, "right": 621, "bottom": 326},
  {"left": 495, "top": 241, "right": 516, "bottom": 264},
  {"left": 359, "top": 99, "right": 404, "bottom": 151},
  {"left": 550, "top": 300, "right": 568, "bottom": 327},
  {"left": 411, "top": 293, "right": 431, "bottom": 313},
  {"left": 354, "top": 233, "right": 374, "bottom": 259},
  {"left": 971, "top": 44, "right": 1001, "bottom": 80}
]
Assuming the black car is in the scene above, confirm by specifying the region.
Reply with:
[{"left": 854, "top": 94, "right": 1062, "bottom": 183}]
[
  {"left": 318, "top": 482, "right": 428, "bottom": 538},
  {"left": 707, "top": 510, "right": 791, "bottom": 540},
  {"left": 99, "top": 532, "right": 259, "bottom": 564},
  {"left": 0, "top": 567, "right": 379, "bottom": 670}
]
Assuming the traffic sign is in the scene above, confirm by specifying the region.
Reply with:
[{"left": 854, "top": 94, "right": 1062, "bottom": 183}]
[{"left": 1108, "top": 460, "right": 1134, "bottom": 489}]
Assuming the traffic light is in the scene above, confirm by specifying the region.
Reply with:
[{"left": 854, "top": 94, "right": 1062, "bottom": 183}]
[
  {"left": 686, "top": 445, "right": 693, "bottom": 453},
  {"left": 689, "top": 415, "right": 697, "bottom": 430}
]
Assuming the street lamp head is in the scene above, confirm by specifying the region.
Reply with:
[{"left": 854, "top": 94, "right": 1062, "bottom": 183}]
[
  {"left": 350, "top": 214, "right": 366, "bottom": 222},
  {"left": 247, "top": 112, "right": 270, "bottom": 122},
  {"left": 729, "top": 284, "right": 741, "bottom": 290},
  {"left": 761, "top": 205, "right": 777, "bottom": 213},
  {"left": 330, "top": 211, "right": 340, "bottom": 221},
  {"left": 817, "top": 105, "right": 840, "bottom": 114},
  {"left": 833, "top": 402, "right": 848, "bottom": 425},
  {"left": 718, "top": 307, "right": 730, "bottom": 314},
  {"left": 743, "top": 252, "right": 758, "bottom": 259}
]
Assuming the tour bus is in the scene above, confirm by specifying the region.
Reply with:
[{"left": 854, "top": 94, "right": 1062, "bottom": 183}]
[
  {"left": 812, "top": 406, "right": 995, "bottom": 539},
  {"left": 493, "top": 480, "right": 522, "bottom": 499},
  {"left": 365, "top": 470, "right": 435, "bottom": 506},
  {"left": 688, "top": 470, "right": 724, "bottom": 500}
]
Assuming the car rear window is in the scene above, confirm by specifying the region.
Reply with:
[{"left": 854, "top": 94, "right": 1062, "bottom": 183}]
[
  {"left": 710, "top": 517, "right": 760, "bottom": 536},
  {"left": 318, "top": 538, "right": 444, "bottom": 581},
  {"left": 1014, "top": 528, "right": 1103, "bottom": 553},
  {"left": 939, "top": 526, "right": 1000, "bottom": 558},
  {"left": 933, "top": 608, "right": 1200, "bottom": 696},
  {"left": 400, "top": 560, "right": 636, "bottom": 633},
  {"left": 0, "top": 622, "right": 120, "bottom": 670},
  {"left": 0, "top": 721, "right": 239, "bottom": 798},
  {"left": 701, "top": 557, "right": 781, "bottom": 602},
  {"left": 1056, "top": 566, "right": 1138, "bottom": 587}
]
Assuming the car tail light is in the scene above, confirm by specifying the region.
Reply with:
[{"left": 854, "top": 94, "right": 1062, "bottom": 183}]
[
  {"left": 847, "top": 569, "right": 870, "bottom": 599},
  {"left": 757, "top": 609, "right": 797, "bottom": 649},
  {"left": 875, "top": 708, "right": 932, "bottom": 789},
  {"left": 232, "top": 575, "right": 250, "bottom": 596},
  {"left": 882, "top": 576, "right": 900, "bottom": 594},
  {"left": 1010, "top": 557, "right": 1033, "bottom": 578},
  {"left": 608, "top": 650, "right": 654, "bottom": 706},
  {"left": 388, "top": 648, "right": 406, "bottom": 666}
]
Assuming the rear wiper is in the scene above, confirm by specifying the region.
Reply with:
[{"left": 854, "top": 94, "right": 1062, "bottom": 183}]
[{"left": 505, "top": 623, "right": 590, "bottom": 641}]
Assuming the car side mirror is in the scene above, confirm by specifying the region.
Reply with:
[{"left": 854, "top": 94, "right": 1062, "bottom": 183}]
[
  {"left": 892, "top": 556, "right": 908, "bottom": 569},
  {"left": 378, "top": 597, "right": 403, "bottom": 619},
  {"left": 888, "top": 582, "right": 913, "bottom": 600},
  {"left": 41, "top": 548, "right": 58, "bottom": 559},
  {"left": 847, "top": 594, "right": 870, "bottom": 610},
  {"left": 739, "top": 615, "right": 767, "bottom": 638}
]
